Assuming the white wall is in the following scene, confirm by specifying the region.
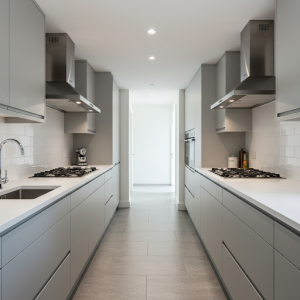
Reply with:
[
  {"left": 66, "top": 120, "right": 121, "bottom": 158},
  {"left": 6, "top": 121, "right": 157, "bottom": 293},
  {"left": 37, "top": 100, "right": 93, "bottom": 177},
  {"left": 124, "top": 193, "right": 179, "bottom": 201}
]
[
  {"left": 0, "top": 107, "right": 73, "bottom": 181},
  {"left": 132, "top": 105, "right": 172, "bottom": 184},
  {"left": 246, "top": 101, "right": 300, "bottom": 180}
]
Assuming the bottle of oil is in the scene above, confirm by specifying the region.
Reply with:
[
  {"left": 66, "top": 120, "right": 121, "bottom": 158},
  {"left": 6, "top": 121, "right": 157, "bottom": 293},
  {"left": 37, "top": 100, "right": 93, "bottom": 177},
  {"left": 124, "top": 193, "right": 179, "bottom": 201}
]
[
  {"left": 243, "top": 153, "right": 248, "bottom": 169},
  {"left": 239, "top": 148, "right": 244, "bottom": 168}
]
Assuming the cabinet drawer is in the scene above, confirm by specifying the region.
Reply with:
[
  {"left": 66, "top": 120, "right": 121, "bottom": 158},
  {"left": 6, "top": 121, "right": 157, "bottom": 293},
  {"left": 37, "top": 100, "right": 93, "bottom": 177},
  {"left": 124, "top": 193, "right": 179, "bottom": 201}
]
[
  {"left": 89, "top": 174, "right": 104, "bottom": 195},
  {"left": 71, "top": 228, "right": 89, "bottom": 288},
  {"left": 2, "top": 213, "right": 70, "bottom": 300},
  {"left": 185, "top": 166, "right": 194, "bottom": 196},
  {"left": 275, "top": 222, "right": 300, "bottom": 269},
  {"left": 275, "top": 250, "right": 300, "bottom": 300},
  {"left": 2, "top": 195, "right": 70, "bottom": 267},
  {"left": 223, "top": 245, "right": 262, "bottom": 300},
  {"left": 71, "top": 184, "right": 89, "bottom": 210},
  {"left": 105, "top": 177, "right": 113, "bottom": 203},
  {"left": 194, "top": 172, "right": 201, "bottom": 234},
  {"left": 201, "top": 187, "right": 223, "bottom": 275},
  {"left": 223, "top": 207, "right": 273, "bottom": 299},
  {"left": 185, "top": 186, "right": 195, "bottom": 222},
  {"left": 71, "top": 198, "right": 89, "bottom": 248},
  {"left": 201, "top": 175, "right": 222, "bottom": 203},
  {"left": 223, "top": 190, "right": 273, "bottom": 246},
  {"left": 36, "top": 254, "right": 70, "bottom": 300},
  {"left": 104, "top": 168, "right": 113, "bottom": 182}
]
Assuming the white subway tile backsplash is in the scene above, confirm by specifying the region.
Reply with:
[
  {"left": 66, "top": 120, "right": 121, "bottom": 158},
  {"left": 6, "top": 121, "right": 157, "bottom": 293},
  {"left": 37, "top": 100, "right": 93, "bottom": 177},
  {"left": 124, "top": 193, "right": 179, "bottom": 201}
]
[
  {"left": 1, "top": 107, "right": 73, "bottom": 182},
  {"left": 246, "top": 102, "right": 300, "bottom": 180}
]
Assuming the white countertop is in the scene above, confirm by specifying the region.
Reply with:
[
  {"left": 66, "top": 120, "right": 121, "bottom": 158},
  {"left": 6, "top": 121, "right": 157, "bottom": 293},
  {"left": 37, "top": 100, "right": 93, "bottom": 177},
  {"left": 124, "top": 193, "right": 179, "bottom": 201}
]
[
  {"left": 196, "top": 167, "right": 300, "bottom": 233},
  {"left": 0, "top": 165, "right": 113, "bottom": 235}
]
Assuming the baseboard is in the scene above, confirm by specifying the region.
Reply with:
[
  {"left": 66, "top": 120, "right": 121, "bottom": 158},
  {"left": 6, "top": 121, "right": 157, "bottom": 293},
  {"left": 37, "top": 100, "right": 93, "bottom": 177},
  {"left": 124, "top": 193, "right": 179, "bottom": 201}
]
[
  {"left": 176, "top": 202, "right": 186, "bottom": 210},
  {"left": 118, "top": 201, "right": 131, "bottom": 208},
  {"left": 133, "top": 179, "right": 171, "bottom": 184}
]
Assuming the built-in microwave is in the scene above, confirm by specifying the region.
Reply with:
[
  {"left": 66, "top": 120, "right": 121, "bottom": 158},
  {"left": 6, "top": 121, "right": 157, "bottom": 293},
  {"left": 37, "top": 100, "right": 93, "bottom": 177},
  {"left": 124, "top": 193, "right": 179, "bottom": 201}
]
[{"left": 185, "top": 130, "right": 195, "bottom": 170}]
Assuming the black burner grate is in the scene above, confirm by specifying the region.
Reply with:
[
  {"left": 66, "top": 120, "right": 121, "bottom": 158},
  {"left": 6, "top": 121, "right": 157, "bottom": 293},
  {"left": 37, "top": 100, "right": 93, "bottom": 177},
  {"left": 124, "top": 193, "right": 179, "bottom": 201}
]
[
  {"left": 31, "top": 167, "right": 97, "bottom": 178},
  {"left": 210, "top": 168, "right": 283, "bottom": 179}
]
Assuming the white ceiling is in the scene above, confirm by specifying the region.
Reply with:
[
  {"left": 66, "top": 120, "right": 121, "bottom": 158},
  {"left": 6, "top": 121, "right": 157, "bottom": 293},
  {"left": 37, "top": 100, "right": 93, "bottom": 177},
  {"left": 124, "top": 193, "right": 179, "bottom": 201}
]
[{"left": 36, "top": 0, "right": 275, "bottom": 104}]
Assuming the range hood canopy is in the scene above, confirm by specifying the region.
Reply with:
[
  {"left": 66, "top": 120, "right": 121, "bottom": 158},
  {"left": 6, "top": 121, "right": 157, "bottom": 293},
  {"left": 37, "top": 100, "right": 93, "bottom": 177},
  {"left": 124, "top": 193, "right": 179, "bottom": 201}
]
[
  {"left": 46, "top": 33, "right": 100, "bottom": 113},
  {"left": 211, "top": 20, "right": 275, "bottom": 109}
]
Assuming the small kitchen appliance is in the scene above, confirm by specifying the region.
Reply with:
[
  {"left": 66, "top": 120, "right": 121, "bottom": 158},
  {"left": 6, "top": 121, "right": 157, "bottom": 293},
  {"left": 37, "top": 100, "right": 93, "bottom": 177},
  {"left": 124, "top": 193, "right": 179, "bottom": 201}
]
[
  {"left": 209, "top": 168, "right": 285, "bottom": 179},
  {"left": 76, "top": 148, "right": 88, "bottom": 166}
]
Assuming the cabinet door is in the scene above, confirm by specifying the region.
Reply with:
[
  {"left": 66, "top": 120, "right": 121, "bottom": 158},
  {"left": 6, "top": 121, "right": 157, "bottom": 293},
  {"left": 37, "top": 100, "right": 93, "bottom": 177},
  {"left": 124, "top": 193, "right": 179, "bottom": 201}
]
[
  {"left": 36, "top": 254, "right": 71, "bottom": 300},
  {"left": 88, "top": 185, "right": 105, "bottom": 255},
  {"left": 185, "top": 166, "right": 194, "bottom": 196},
  {"left": 0, "top": 0, "right": 9, "bottom": 106},
  {"left": 275, "top": 250, "right": 300, "bottom": 300},
  {"left": 113, "top": 164, "right": 120, "bottom": 210},
  {"left": 2, "top": 214, "right": 70, "bottom": 300},
  {"left": 223, "top": 245, "right": 262, "bottom": 300},
  {"left": 276, "top": 0, "right": 300, "bottom": 118},
  {"left": 185, "top": 79, "right": 195, "bottom": 131},
  {"left": 113, "top": 80, "right": 120, "bottom": 164},
  {"left": 201, "top": 188, "right": 222, "bottom": 275},
  {"left": 105, "top": 177, "right": 113, "bottom": 203},
  {"left": 10, "top": 0, "right": 45, "bottom": 117},
  {"left": 194, "top": 172, "right": 201, "bottom": 234},
  {"left": 105, "top": 197, "right": 112, "bottom": 228},
  {"left": 71, "top": 199, "right": 89, "bottom": 248},
  {"left": 223, "top": 207, "right": 273, "bottom": 299},
  {"left": 71, "top": 228, "right": 89, "bottom": 288}
]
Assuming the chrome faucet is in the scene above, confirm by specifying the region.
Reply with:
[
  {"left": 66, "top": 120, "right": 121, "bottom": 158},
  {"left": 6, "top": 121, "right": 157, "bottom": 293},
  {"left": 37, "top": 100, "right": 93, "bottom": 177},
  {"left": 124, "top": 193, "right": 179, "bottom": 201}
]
[{"left": 0, "top": 139, "right": 25, "bottom": 189}]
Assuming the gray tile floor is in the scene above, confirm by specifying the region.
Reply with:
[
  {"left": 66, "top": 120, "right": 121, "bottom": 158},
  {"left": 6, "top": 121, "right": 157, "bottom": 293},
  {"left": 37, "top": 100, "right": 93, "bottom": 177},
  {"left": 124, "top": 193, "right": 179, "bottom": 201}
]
[{"left": 73, "top": 185, "right": 226, "bottom": 300}]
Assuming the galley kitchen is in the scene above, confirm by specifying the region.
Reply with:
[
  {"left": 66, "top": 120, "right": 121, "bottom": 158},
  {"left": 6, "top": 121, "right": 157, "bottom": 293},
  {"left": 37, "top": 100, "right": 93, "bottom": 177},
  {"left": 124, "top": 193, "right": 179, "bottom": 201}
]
[{"left": 0, "top": 0, "right": 299, "bottom": 299}]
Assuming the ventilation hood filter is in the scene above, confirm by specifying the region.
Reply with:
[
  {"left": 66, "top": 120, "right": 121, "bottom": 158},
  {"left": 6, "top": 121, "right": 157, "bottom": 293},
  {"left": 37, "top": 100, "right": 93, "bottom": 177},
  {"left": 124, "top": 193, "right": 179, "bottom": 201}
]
[
  {"left": 211, "top": 20, "right": 275, "bottom": 110},
  {"left": 46, "top": 33, "right": 101, "bottom": 113}
]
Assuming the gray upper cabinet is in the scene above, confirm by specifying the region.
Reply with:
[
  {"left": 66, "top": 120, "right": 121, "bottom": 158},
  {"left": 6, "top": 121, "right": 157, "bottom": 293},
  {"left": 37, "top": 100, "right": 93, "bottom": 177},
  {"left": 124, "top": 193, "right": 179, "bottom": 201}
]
[
  {"left": 9, "top": 0, "right": 45, "bottom": 119},
  {"left": 215, "top": 52, "right": 252, "bottom": 132},
  {"left": 0, "top": 0, "right": 9, "bottom": 106},
  {"left": 65, "top": 61, "right": 96, "bottom": 134},
  {"left": 185, "top": 78, "right": 195, "bottom": 132},
  {"left": 276, "top": 0, "right": 300, "bottom": 121}
]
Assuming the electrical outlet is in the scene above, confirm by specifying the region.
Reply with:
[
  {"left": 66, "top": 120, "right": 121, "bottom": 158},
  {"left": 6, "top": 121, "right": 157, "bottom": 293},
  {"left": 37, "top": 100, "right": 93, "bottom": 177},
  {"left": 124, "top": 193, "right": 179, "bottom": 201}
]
[{"left": 252, "top": 151, "right": 256, "bottom": 159}]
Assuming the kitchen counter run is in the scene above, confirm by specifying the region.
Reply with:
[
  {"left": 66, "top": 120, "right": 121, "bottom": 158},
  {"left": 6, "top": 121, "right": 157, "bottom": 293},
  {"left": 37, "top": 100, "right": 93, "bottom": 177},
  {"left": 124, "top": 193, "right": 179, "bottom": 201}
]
[
  {"left": 0, "top": 165, "right": 113, "bottom": 235},
  {"left": 196, "top": 167, "right": 300, "bottom": 233}
]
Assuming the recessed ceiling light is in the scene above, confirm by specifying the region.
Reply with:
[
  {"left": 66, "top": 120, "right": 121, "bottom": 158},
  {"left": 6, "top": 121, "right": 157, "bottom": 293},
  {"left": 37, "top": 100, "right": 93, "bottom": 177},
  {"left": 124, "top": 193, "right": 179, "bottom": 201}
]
[
  {"left": 89, "top": 110, "right": 93, "bottom": 111},
  {"left": 229, "top": 100, "right": 234, "bottom": 102},
  {"left": 219, "top": 106, "right": 224, "bottom": 108},
  {"left": 76, "top": 101, "right": 81, "bottom": 104},
  {"left": 149, "top": 56, "right": 155, "bottom": 60},
  {"left": 147, "top": 29, "right": 156, "bottom": 34}
]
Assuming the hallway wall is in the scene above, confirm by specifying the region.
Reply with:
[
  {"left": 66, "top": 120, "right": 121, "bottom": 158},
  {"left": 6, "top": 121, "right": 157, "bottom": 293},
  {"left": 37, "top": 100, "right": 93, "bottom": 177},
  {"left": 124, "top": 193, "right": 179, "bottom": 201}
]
[{"left": 132, "top": 104, "right": 172, "bottom": 184}]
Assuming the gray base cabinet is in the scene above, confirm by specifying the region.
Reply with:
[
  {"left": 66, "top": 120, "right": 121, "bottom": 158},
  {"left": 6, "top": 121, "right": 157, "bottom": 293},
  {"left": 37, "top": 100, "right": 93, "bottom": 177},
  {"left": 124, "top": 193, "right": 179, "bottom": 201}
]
[
  {"left": 194, "top": 172, "right": 201, "bottom": 233},
  {"left": 185, "top": 166, "right": 195, "bottom": 196},
  {"left": 223, "top": 245, "right": 262, "bottom": 300},
  {"left": 274, "top": 250, "right": 300, "bottom": 300},
  {"left": 2, "top": 214, "right": 70, "bottom": 300},
  {"left": 201, "top": 187, "right": 222, "bottom": 275},
  {"left": 36, "top": 254, "right": 71, "bottom": 300},
  {"left": 88, "top": 184, "right": 105, "bottom": 255},
  {"left": 223, "top": 207, "right": 273, "bottom": 299},
  {"left": 71, "top": 229, "right": 89, "bottom": 288}
]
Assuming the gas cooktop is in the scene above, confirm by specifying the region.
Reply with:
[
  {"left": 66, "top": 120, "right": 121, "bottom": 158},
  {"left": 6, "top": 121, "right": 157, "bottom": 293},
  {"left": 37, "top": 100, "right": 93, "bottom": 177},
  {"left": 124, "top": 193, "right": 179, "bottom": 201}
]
[
  {"left": 209, "top": 168, "right": 285, "bottom": 179},
  {"left": 30, "top": 167, "right": 97, "bottom": 178}
]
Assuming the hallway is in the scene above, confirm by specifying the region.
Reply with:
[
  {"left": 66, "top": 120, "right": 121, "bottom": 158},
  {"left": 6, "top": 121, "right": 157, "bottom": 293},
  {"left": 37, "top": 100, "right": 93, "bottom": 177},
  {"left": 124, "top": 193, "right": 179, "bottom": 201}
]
[{"left": 73, "top": 185, "right": 227, "bottom": 300}]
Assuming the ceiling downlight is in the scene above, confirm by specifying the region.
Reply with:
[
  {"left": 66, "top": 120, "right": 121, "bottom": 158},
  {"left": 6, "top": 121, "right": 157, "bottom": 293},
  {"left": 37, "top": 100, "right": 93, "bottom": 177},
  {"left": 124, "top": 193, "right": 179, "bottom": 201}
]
[{"left": 147, "top": 29, "right": 156, "bottom": 34}]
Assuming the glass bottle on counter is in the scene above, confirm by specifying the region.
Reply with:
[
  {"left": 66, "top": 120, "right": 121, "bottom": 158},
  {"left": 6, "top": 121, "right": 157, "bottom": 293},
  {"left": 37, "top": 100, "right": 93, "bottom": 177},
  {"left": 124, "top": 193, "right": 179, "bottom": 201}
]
[{"left": 243, "top": 153, "right": 248, "bottom": 169}]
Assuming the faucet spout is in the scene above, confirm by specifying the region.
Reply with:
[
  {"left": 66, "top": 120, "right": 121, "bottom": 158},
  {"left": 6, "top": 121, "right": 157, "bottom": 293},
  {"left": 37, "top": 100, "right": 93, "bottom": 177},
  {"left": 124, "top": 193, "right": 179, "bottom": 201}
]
[{"left": 0, "top": 139, "right": 25, "bottom": 189}]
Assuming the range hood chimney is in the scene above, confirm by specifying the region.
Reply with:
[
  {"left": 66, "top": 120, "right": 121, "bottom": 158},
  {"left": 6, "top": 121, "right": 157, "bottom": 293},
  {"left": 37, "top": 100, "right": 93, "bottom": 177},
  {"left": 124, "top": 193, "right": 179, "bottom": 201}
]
[
  {"left": 46, "top": 33, "right": 100, "bottom": 113},
  {"left": 211, "top": 20, "right": 275, "bottom": 109}
]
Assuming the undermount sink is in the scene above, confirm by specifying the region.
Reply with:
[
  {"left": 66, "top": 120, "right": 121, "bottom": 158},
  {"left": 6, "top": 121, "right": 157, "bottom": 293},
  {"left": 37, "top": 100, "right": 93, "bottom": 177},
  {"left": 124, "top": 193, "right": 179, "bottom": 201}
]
[{"left": 0, "top": 188, "right": 58, "bottom": 200}]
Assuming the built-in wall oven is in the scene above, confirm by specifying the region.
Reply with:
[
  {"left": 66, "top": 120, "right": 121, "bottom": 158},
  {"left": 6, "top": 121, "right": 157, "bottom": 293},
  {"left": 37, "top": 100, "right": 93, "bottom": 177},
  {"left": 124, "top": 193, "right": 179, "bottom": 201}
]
[{"left": 185, "top": 130, "right": 195, "bottom": 170}]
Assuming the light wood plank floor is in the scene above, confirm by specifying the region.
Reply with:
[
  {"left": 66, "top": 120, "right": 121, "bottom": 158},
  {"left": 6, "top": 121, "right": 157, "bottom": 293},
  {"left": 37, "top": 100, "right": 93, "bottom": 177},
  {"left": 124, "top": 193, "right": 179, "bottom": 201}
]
[{"left": 73, "top": 185, "right": 227, "bottom": 300}]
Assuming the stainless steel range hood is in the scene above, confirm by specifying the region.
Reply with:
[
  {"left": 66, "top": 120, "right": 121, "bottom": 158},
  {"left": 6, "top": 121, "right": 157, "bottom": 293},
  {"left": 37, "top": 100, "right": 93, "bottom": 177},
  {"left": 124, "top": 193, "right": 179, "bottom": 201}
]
[
  {"left": 211, "top": 20, "right": 275, "bottom": 109},
  {"left": 46, "top": 33, "right": 100, "bottom": 113}
]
